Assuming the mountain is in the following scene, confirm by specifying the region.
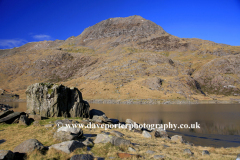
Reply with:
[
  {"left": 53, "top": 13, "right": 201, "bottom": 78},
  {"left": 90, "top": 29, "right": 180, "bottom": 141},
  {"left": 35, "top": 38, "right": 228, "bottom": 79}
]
[{"left": 0, "top": 15, "right": 240, "bottom": 102}]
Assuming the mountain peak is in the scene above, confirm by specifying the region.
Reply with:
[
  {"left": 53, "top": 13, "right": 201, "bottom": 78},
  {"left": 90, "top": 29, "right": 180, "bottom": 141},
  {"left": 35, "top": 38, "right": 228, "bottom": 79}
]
[{"left": 78, "top": 15, "right": 167, "bottom": 44}]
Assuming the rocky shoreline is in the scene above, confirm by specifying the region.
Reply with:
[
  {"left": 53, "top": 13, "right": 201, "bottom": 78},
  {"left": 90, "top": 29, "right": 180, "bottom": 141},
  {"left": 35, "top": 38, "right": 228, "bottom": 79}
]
[
  {"left": 3, "top": 98, "right": 240, "bottom": 105},
  {"left": 86, "top": 98, "right": 240, "bottom": 104}
]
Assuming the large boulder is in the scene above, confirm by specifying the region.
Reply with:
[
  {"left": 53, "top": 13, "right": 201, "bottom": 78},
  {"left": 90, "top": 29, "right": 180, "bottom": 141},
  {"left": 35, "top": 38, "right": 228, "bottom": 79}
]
[
  {"left": 25, "top": 83, "right": 90, "bottom": 118},
  {"left": 13, "top": 139, "right": 45, "bottom": 153},
  {"left": 53, "top": 126, "right": 83, "bottom": 141}
]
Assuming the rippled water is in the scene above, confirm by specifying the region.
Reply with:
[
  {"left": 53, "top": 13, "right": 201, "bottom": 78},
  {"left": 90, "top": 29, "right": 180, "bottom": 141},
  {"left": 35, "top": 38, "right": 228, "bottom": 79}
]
[{"left": 2, "top": 102, "right": 240, "bottom": 147}]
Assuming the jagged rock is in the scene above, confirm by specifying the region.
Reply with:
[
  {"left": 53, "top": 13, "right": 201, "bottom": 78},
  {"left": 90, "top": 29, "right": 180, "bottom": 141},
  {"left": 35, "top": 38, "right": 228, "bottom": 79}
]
[
  {"left": 0, "top": 110, "right": 14, "bottom": 119},
  {"left": 110, "top": 130, "right": 124, "bottom": 137},
  {"left": 171, "top": 135, "right": 184, "bottom": 143},
  {"left": 94, "top": 134, "right": 130, "bottom": 146},
  {"left": 184, "top": 149, "right": 194, "bottom": 155},
  {"left": 53, "top": 127, "right": 83, "bottom": 141},
  {"left": 57, "top": 126, "right": 82, "bottom": 135},
  {"left": 142, "top": 130, "right": 152, "bottom": 138},
  {"left": 13, "top": 139, "right": 45, "bottom": 153},
  {"left": 0, "top": 112, "right": 25, "bottom": 124},
  {"left": 18, "top": 115, "right": 29, "bottom": 126},
  {"left": 53, "top": 131, "right": 79, "bottom": 142},
  {"left": 92, "top": 115, "right": 110, "bottom": 123},
  {"left": 202, "top": 150, "right": 210, "bottom": 155},
  {"left": 26, "top": 83, "right": 90, "bottom": 118},
  {"left": 70, "top": 154, "right": 94, "bottom": 160},
  {"left": 49, "top": 140, "right": 85, "bottom": 153},
  {"left": 154, "top": 128, "right": 169, "bottom": 138},
  {"left": 0, "top": 150, "right": 14, "bottom": 160}
]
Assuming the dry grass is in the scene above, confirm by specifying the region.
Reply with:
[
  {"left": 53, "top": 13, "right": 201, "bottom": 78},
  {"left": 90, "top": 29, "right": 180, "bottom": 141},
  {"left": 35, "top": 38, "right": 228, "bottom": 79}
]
[{"left": 0, "top": 118, "right": 239, "bottom": 160}]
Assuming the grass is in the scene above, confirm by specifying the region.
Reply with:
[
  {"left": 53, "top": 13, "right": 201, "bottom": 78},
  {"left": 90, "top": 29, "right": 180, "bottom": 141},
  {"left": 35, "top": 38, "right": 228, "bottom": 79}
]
[{"left": 0, "top": 117, "right": 239, "bottom": 160}]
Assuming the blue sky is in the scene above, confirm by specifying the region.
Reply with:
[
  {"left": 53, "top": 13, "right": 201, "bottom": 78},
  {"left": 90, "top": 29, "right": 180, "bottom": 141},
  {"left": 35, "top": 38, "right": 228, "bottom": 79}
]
[{"left": 0, "top": 0, "right": 240, "bottom": 49}]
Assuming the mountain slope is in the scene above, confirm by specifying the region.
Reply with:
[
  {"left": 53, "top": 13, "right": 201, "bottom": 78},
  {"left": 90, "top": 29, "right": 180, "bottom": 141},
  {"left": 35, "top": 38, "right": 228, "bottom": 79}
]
[{"left": 0, "top": 15, "right": 240, "bottom": 102}]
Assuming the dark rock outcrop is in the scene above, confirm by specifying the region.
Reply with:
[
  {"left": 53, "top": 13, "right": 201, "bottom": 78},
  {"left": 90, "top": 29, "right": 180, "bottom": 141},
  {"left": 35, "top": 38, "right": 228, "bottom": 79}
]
[
  {"left": 25, "top": 83, "right": 90, "bottom": 118},
  {"left": 0, "top": 112, "right": 25, "bottom": 124}
]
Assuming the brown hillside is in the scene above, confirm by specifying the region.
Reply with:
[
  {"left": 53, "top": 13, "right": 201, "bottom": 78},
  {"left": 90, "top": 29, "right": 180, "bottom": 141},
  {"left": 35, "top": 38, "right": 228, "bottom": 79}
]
[{"left": 0, "top": 15, "right": 240, "bottom": 101}]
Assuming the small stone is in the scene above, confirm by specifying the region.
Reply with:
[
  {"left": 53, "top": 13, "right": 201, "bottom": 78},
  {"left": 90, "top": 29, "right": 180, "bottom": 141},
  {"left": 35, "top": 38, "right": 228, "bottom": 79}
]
[
  {"left": 108, "top": 157, "right": 116, "bottom": 159},
  {"left": 171, "top": 135, "right": 184, "bottom": 143},
  {"left": 184, "top": 149, "right": 194, "bottom": 155},
  {"left": 18, "top": 115, "right": 29, "bottom": 126},
  {"left": 146, "top": 150, "right": 155, "bottom": 154},
  {"left": 128, "top": 147, "right": 136, "bottom": 152},
  {"left": 44, "top": 124, "right": 54, "bottom": 128},
  {"left": 202, "top": 150, "right": 210, "bottom": 155},
  {"left": 153, "top": 155, "right": 164, "bottom": 159},
  {"left": 142, "top": 130, "right": 152, "bottom": 138}
]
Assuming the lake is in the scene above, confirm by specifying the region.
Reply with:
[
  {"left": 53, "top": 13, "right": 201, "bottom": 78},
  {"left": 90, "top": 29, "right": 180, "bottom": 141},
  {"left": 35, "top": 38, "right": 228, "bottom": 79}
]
[{"left": 2, "top": 102, "right": 240, "bottom": 148}]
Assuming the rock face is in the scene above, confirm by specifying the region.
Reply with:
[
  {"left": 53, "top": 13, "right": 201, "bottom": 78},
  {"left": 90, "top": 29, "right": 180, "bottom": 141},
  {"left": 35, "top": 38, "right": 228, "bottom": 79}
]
[
  {"left": 26, "top": 83, "right": 90, "bottom": 118},
  {"left": 193, "top": 54, "right": 240, "bottom": 95}
]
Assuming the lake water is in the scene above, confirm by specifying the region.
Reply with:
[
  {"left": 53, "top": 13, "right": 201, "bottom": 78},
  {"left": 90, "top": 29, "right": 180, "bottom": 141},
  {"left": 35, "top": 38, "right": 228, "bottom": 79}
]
[{"left": 2, "top": 102, "right": 240, "bottom": 148}]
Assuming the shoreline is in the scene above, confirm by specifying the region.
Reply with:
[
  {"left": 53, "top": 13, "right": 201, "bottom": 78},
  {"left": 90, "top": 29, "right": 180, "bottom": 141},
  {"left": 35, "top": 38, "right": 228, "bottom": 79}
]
[
  {"left": 1, "top": 98, "right": 240, "bottom": 104},
  {"left": 86, "top": 99, "right": 240, "bottom": 105}
]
